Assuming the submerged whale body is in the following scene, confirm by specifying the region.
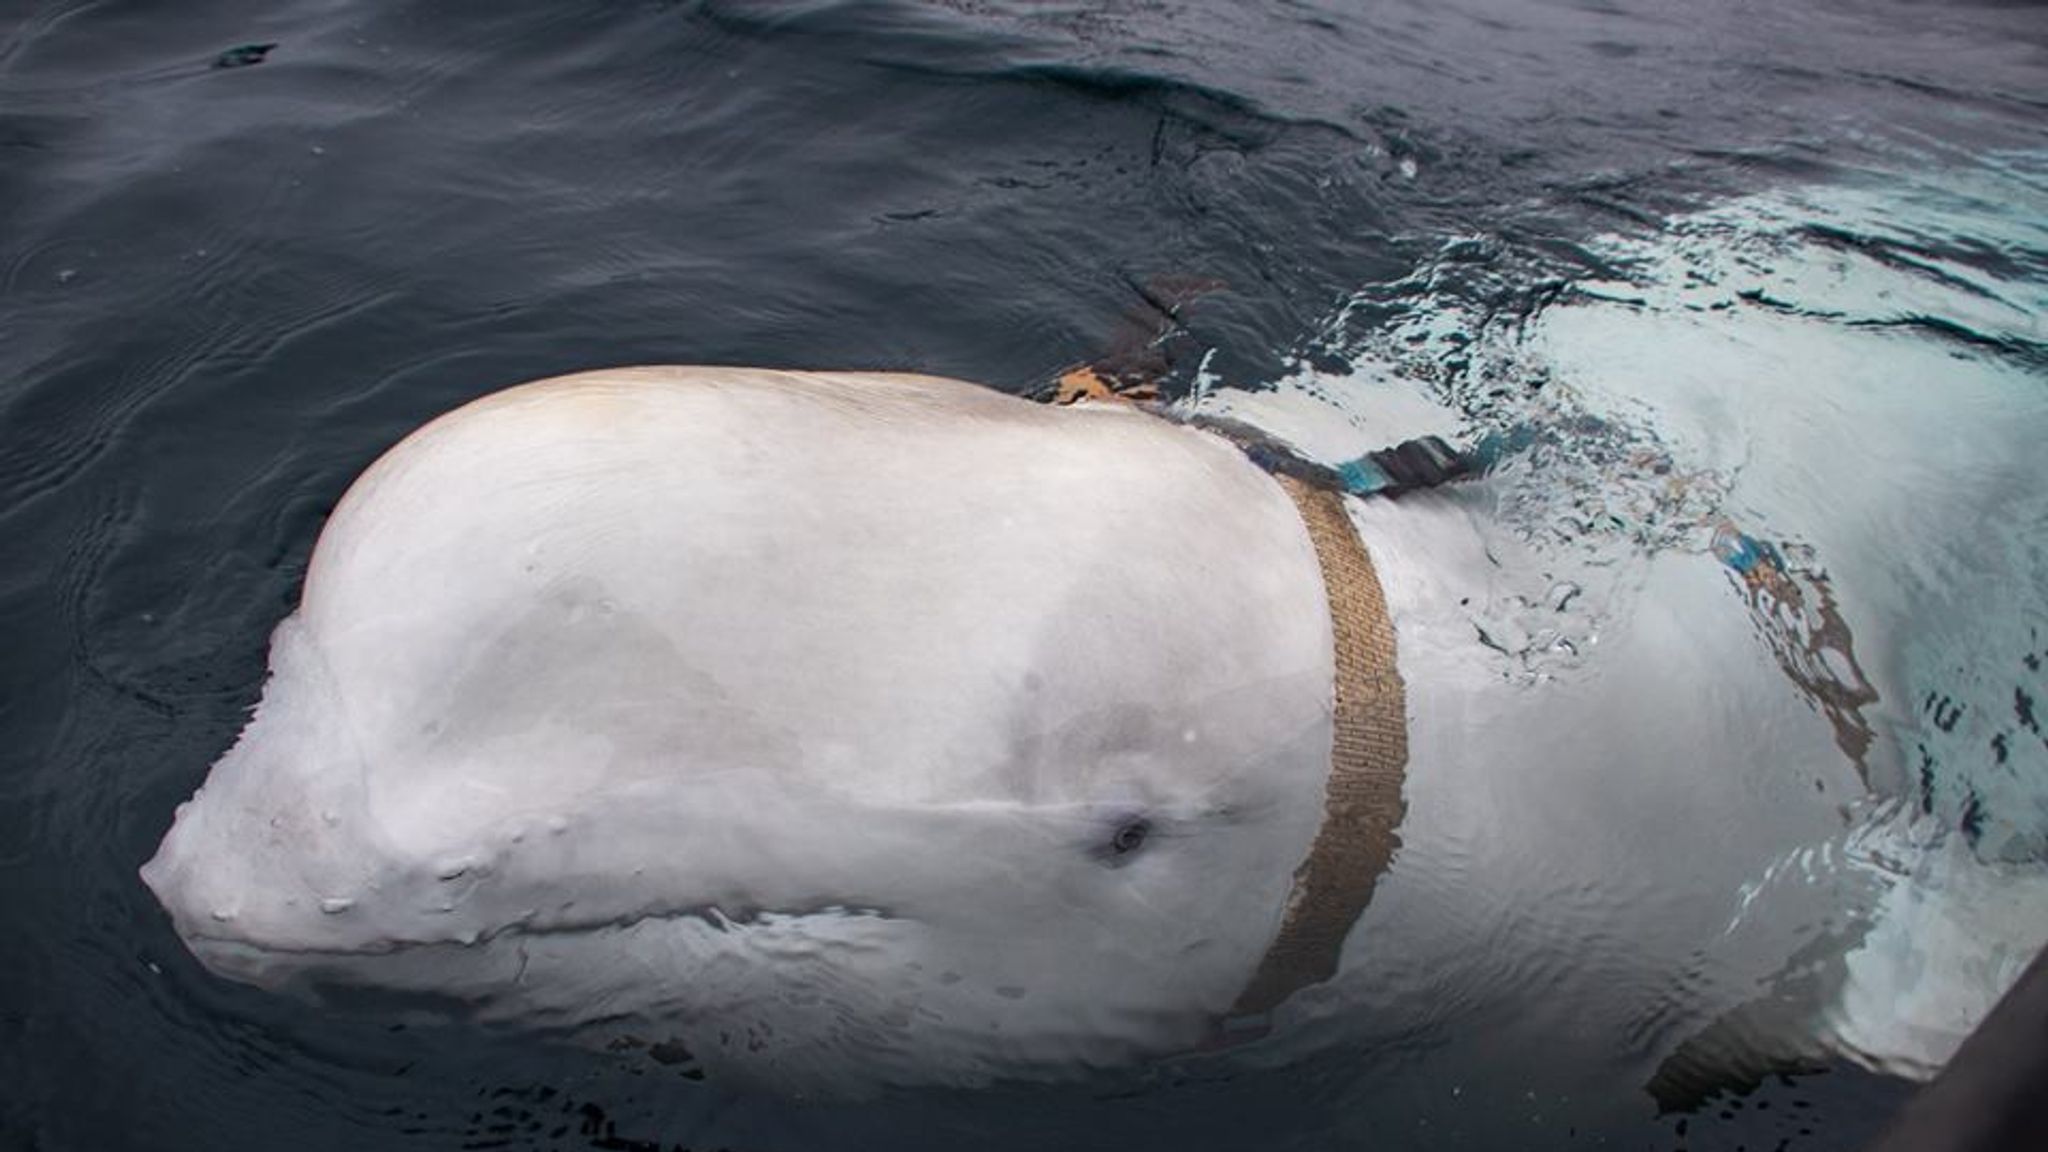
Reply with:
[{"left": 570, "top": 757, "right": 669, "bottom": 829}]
[{"left": 142, "top": 365, "right": 2035, "bottom": 1095}]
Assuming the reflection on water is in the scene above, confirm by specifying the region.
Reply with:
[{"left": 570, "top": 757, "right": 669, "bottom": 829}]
[{"left": 1, "top": 0, "right": 2044, "bottom": 1149}]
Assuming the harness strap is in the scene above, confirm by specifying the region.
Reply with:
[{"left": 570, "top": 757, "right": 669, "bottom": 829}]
[
  {"left": 1048, "top": 372, "right": 1425, "bottom": 1018},
  {"left": 1228, "top": 475, "right": 1411, "bottom": 1018},
  {"left": 1054, "top": 366, "right": 1484, "bottom": 499}
]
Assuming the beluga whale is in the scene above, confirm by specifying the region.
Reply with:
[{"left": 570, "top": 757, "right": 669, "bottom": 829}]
[{"left": 142, "top": 363, "right": 2046, "bottom": 1100}]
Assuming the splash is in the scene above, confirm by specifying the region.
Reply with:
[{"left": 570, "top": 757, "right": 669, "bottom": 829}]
[{"left": 1234, "top": 153, "right": 2048, "bottom": 858}]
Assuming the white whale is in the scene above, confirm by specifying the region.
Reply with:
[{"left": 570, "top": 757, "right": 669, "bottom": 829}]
[{"left": 141, "top": 360, "right": 2044, "bottom": 1098}]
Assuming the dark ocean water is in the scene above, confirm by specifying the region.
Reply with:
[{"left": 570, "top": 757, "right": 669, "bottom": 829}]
[{"left": 2, "top": 1, "right": 2044, "bottom": 1149}]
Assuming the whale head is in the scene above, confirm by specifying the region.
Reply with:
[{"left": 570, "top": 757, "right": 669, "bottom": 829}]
[{"left": 141, "top": 369, "right": 1345, "bottom": 1089}]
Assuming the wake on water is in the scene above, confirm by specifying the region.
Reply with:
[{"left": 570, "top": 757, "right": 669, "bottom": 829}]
[{"left": 1193, "top": 150, "right": 2048, "bottom": 1081}]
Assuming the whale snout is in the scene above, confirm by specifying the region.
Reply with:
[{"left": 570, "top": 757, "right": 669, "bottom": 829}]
[
  {"left": 141, "top": 788, "right": 353, "bottom": 985},
  {"left": 141, "top": 617, "right": 436, "bottom": 984},
  {"left": 142, "top": 781, "right": 535, "bottom": 1019}
]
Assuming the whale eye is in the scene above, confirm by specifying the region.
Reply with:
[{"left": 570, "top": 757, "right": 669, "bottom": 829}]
[{"left": 1109, "top": 818, "right": 1150, "bottom": 856}]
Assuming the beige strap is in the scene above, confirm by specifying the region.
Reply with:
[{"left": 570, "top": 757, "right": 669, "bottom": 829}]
[{"left": 1230, "top": 475, "right": 1410, "bottom": 1018}]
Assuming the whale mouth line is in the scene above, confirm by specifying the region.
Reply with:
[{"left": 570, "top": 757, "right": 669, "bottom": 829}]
[{"left": 181, "top": 900, "right": 905, "bottom": 961}]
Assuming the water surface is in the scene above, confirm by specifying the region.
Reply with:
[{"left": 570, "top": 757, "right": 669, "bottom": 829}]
[{"left": 3, "top": 1, "right": 2045, "bottom": 1149}]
